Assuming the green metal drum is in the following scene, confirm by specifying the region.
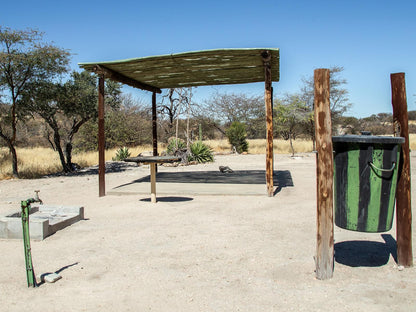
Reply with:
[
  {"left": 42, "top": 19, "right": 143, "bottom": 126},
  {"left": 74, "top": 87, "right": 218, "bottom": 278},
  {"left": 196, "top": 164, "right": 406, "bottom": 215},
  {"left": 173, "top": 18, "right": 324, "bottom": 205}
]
[{"left": 332, "top": 135, "right": 404, "bottom": 233}]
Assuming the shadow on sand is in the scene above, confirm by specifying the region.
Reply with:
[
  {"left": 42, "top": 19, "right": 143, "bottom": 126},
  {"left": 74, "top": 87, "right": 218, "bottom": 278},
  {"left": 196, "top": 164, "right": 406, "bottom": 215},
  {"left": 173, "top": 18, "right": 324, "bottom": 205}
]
[
  {"left": 37, "top": 262, "right": 79, "bottom": 286},
  {"left": 139, "top": 196, "right": 194, "bottom": 203},
  {"left": 334, "top": 234, "right": 397, "bottom": 267},
  {"left": 115, "top": 169, "right": 293, "bottom": 191}
]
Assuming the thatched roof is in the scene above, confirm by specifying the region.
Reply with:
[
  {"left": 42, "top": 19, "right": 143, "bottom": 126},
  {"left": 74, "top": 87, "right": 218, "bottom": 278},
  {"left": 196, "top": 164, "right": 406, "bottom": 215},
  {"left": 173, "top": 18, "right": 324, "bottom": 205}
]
[{"left": 79, "top": 48, "right": 279, "bottom": 93}]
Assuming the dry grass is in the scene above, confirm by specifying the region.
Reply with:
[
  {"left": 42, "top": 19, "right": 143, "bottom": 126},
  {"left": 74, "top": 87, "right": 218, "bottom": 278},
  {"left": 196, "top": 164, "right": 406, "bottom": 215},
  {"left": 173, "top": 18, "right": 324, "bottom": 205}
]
[
  {"left": 0, "top": 147, "right": 62, "bottom": 179},
  {"left": 409, "top": 134, "right": 416, "bottom": 150},
  {"left": 0, "top": 145, "right": 164, "bottom": 179},
  {"left": 1, "top": 135, "right": 415, "bottom": 179},
  {"left": 204, "top": 139, "right": 313, "bottom": 154}
]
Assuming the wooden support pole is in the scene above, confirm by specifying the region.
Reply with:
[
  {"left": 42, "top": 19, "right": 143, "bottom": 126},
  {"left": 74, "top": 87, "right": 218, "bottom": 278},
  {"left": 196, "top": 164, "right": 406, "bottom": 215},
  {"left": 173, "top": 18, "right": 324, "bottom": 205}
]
[
  {"left": 391, "top": 73, "right": 413, "bottom": 267},
  {"left": 98, "top": 76, "right": 106, "bottom": 197},
  {"left": 271, "top": 87, "right": 274, "bottom": 173},
  {"left": 263, "top": 51, "right": 274, "bottom": 197},
  {"left": 152, "top": 92, "right": 158, "bottom": 157},
  {"left": 150, "top": 163, "right": 157, "bottom": 203},
  {"left": 314, "top": 69, "right": 334, "bottom": 280}
]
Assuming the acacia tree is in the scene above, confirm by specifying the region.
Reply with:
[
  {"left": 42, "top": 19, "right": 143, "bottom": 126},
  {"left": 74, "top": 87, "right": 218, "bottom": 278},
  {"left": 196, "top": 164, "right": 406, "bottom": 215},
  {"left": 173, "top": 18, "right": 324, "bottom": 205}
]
[
  {"left": 274, "top": 93, "right": 309, "bottom": 156},
  {"left": 104, "top": 94, "right": 152, "bottom": 148},
  {"left": 21, "top": 71, "right": 121, "bottom": 172},
  {"left": 0, "top": 27, "right": 70, "bottom": 176}
]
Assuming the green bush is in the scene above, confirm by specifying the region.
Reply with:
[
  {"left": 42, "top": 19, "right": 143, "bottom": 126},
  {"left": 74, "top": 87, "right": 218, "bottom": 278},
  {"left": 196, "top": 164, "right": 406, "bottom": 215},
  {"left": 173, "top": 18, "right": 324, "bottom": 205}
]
[
  {"left": 112, "top": 147, "right": 131, "bottom": 161},
  {"left": 226, "top": 121, "right": 249, "bottom": 154},
  {"left": 166, "top": 138, "right": 186, "bottom": 155},
  {"left": 189, "top": 141, "right": 214, "bottom": 163}
]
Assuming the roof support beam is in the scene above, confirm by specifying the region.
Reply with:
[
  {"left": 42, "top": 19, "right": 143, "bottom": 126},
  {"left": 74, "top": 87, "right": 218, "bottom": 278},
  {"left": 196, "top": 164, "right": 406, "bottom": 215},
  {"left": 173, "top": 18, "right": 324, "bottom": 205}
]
[
  {"left": 263, "top": 50, "right": 274, "bottom": 196},
  {"left": 314, "top": 68, "right": 334, "bottom": 280},
  {"left": 152, "top": 92, "right": 158, "bottom": 157},
  {"left": 391, "top": 72, "right": 413, "bottom": 267},
  {"left": 92, "top": 65, "right": 162, "bottom": 94},
  {"left": 98, "top": 75, "right": 106, "bottom": 197}
]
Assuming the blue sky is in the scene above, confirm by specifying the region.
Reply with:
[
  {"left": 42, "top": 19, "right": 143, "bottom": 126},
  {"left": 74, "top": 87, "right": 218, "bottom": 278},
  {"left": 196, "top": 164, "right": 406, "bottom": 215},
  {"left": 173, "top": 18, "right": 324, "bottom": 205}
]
[{"left": 1, "top": 0, "right": 415, "bottom": 117}]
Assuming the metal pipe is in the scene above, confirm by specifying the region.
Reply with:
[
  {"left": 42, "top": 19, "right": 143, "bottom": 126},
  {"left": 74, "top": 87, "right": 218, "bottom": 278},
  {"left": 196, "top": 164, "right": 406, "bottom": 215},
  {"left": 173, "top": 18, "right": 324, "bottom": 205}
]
[{"left": 21, "top": 191, "right": 43, "bottom": 287}]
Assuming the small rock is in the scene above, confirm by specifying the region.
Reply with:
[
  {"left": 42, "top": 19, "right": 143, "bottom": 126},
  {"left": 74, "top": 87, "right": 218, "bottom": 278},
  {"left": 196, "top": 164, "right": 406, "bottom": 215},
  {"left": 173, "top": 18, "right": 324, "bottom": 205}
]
[
  {"left": 219, "top": 166, "right": 233, "bottom": 173},
  {"left": 398, "top": 265, "right": 404, "bottom": 271},
  {"left": 38, "top": 273, "right": 62, "bottom": 283}
]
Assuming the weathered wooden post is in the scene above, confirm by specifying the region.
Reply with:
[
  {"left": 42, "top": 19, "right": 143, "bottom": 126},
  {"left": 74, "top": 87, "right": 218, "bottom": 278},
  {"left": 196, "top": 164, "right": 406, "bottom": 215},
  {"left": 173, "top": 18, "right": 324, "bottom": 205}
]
[
  {"left": 98, "top": 76, "right": 106, "bottom": 197},
  {"left": 263, "top": 50, "right": 274, "bottom": 196},
  {"left": 314, "top": 68, "right": 334, "bottom": 279},
  {"left": 391, "top": 72, "right": 413, "bottom": 267}
]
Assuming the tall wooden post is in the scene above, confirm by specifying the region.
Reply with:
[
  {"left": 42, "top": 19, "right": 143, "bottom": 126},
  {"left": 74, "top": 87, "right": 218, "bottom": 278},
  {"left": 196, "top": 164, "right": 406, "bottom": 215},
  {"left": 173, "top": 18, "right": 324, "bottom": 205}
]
[
  {"left": 98, "top": 76, "right": 106, "bottom": 197},
  {"left": 152, "top": 92, "right": 158, "bottom": 157},
  {"left": 391, "top": 73, "right": 413, "bottom": 267},
  {"left": 271, "top": 87, "right": 274, "bottom": 173},
  {"left": 263, "top": 51, "right": 274, "bottom": 197},
  {"left": 314, "top": 69, "right": 334, "bottom": 279}
]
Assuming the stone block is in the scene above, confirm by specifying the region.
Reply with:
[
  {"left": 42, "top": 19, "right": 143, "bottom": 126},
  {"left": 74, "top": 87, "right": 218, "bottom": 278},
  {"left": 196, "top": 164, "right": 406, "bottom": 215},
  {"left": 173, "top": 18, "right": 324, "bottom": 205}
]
[
  {"left": 0, "top": 205, "right": 84, "bottom": 240},
  {"left": 37, "top": 273, "right": 62, "bottom": 283}
]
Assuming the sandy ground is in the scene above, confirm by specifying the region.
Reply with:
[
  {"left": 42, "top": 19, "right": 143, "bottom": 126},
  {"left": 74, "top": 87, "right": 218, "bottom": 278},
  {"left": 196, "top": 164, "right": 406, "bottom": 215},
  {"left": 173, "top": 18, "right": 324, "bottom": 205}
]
[{"left": 0, "top": 153, "right": 415, "bottom": 311}]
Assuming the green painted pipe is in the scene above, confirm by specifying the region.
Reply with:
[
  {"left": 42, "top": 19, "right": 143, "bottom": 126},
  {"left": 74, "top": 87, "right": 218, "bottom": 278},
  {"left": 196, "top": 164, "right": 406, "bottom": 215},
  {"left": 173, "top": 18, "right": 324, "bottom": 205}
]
[{"left": 21, "top": 192, "right": 42, "bottom": 287}]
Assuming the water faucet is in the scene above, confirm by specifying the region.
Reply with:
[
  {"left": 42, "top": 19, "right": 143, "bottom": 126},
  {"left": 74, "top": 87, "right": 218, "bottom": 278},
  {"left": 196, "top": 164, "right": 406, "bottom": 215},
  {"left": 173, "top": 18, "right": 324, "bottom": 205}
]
[{"left": 34, "top": 190, "right": 43, "bottom": 205}]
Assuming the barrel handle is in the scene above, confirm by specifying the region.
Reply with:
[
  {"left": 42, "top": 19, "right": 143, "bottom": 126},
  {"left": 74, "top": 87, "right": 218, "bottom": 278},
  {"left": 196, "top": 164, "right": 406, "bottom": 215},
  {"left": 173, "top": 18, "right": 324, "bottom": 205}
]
[{"left": 368, "top": 161, "right": 396, "bottom": 172}]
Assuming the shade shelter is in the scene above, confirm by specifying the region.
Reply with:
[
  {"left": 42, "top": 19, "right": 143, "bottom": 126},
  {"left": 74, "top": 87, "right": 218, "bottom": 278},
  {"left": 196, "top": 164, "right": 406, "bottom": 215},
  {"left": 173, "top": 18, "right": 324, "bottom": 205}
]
[{"left": 79, "top": 48, "right": 280, "bottom": 197}]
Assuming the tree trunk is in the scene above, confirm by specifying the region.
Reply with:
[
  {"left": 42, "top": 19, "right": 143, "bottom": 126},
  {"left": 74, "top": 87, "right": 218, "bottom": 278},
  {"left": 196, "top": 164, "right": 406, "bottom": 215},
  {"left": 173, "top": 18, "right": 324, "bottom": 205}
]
[
  {"left": 10, "top": 143, "right": 18, "bottom": 178},
  {"left": 53, "top": 128, "right": 70, "bottom": 173},
  {"left": 289, "top": 133, "right": 295, "bottom": 156},
  {"left": 0, "top": 134, "right": 19, "bottom": 177},
  {"left": 175, "top": 118, "right": 179, "bottom": 149},
  {"left": 46, "top": 134, "right": 56, "bottom": 151},
  {"left": 65, "top": 142, "right": 73, "bottom": 170},
  {"left": 186, "top": 89, "right": 192, "bottom": 150},
  {"left": 309, "top": 119, "right": 316, "bottom": 151}
]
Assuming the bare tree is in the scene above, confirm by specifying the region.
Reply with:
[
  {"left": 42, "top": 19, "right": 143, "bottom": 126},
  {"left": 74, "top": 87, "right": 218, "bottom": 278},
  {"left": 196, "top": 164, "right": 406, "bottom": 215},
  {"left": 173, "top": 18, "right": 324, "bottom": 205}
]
[
  {"left": 158, "top": 87, "right": 194, "bottom": 141},
  {"left": 300, "top": 66, "right": 352, "bottom": 144},
  {"left": 199, "top": 92, "right": 265, "bottom": 138},
  {"left": 301, "top": 66, "right": 352, "bottom": 118}
]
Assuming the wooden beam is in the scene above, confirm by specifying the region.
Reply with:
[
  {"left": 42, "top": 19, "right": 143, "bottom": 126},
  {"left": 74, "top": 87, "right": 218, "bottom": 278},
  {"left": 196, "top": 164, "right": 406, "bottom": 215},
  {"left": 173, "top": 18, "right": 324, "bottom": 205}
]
[
  {"left": 152, "top": 92, "right": 158, "bottom": 157},
  {"left": 391, "top": 72, "right": 413, "bottom": 267},
  {"left": 150, "top": 163, "right": 157, "bottom": 203},
  {"left": 93, "top": 65, "right": 162, "bottom": 94},
  {"left": 314, "top": 68, "right": 334, "bottom": 280},
  {"left": 98, "top": 76, "right": 106, "bottom": 197},
  {"left": 271, "top": 87, "right": 274, "bottom": 173},
  {"left": 263, "top": 50, "right": 274, "bottom": 197}
]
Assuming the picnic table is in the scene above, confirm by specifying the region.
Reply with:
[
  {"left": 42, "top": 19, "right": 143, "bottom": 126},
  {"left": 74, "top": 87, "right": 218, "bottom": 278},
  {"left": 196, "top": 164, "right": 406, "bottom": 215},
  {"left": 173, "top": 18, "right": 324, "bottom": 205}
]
[{"left": 124, "top": 156, "right": 181, "bottom": 203}]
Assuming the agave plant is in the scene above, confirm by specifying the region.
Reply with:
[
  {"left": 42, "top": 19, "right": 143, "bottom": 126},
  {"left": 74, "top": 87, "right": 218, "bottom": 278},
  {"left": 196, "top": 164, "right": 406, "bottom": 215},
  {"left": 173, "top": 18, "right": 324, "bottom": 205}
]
[
  {"left": 166, "top": 138, "right": 186, "bottom": 155},
  {"left": 112, "top": 147, "right": 131, "bottom": 161},
  {"left": 188, "top": 141, "right": 214, "bottom": 163}
]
